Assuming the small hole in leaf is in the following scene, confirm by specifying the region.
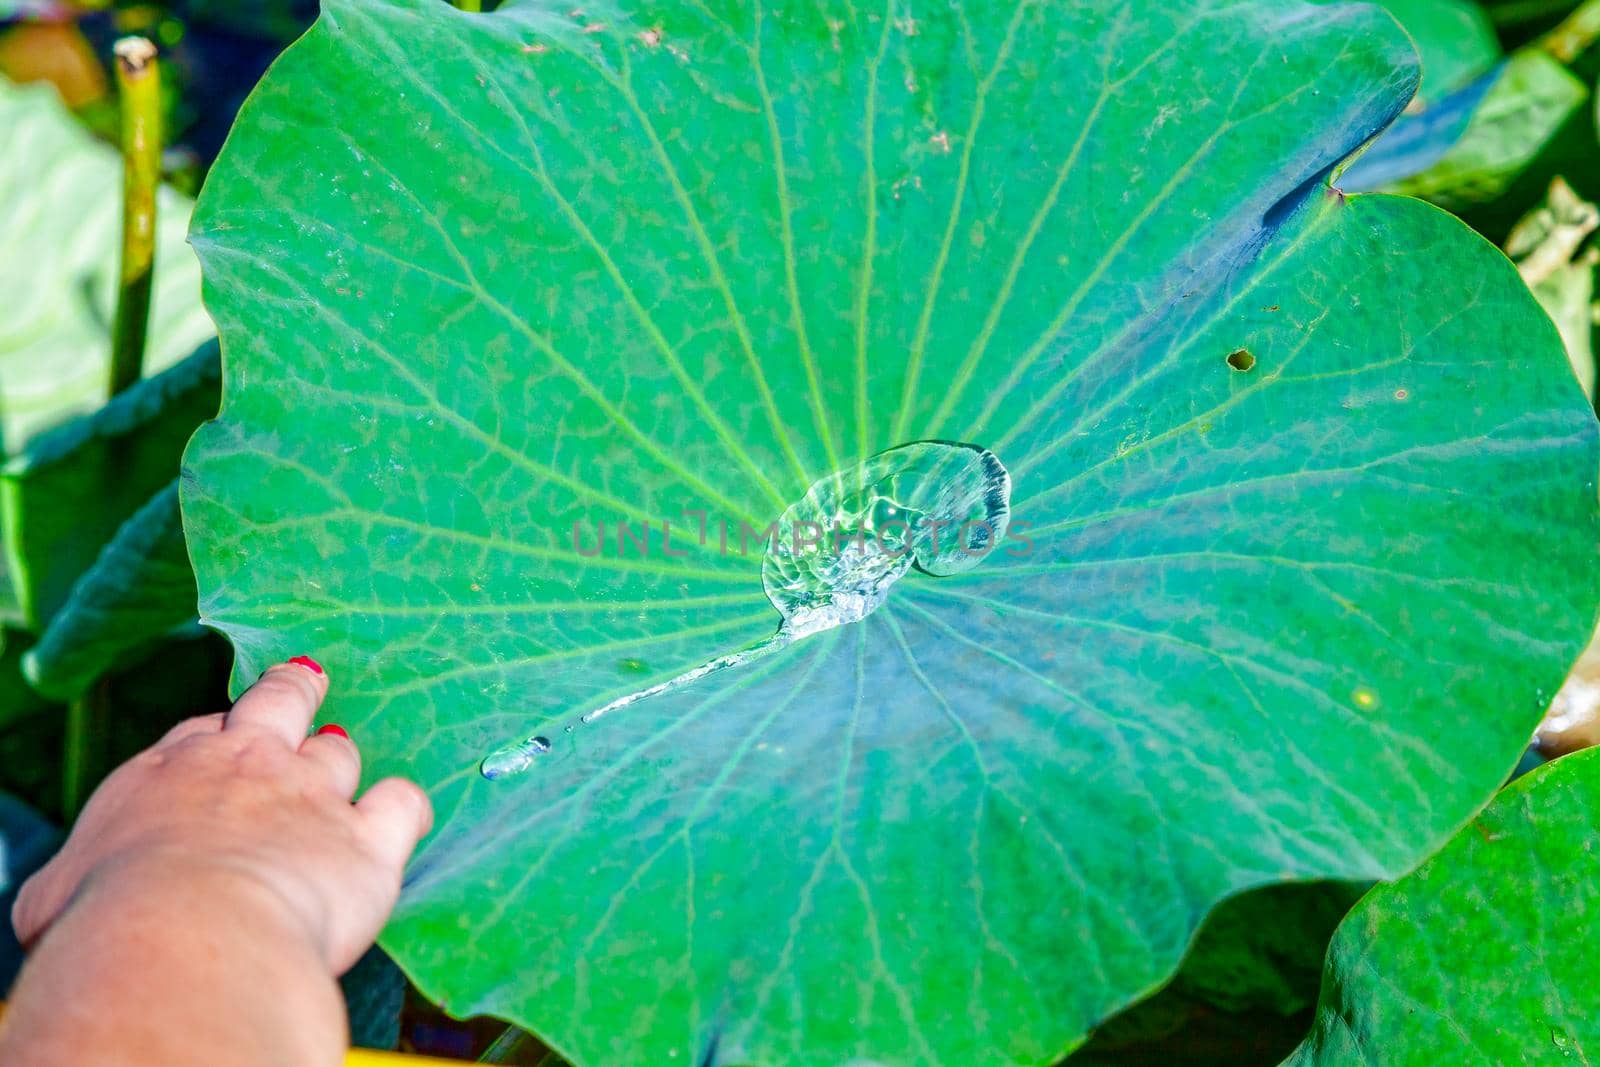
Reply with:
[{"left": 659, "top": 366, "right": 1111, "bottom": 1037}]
[
  {"left": 530, "top": 736, "right": 551, "bottom": 753},
  {"left": 1226, "top": 348, "right": 1256, "bottom": 372}
]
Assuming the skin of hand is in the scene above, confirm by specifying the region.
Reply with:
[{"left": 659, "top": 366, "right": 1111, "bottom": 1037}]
[{"left": 0, "top": 658, "right": 433, "bottom": 1067}]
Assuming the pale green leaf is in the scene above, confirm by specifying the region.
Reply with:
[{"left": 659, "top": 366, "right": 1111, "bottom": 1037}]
[{"left": 0, "top": 76, "right": 212, "bottom": 454}]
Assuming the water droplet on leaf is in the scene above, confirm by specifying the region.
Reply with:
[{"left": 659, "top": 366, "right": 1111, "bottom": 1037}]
[{"left": 479, "top": 734, "right": 554, "bottom": 779}]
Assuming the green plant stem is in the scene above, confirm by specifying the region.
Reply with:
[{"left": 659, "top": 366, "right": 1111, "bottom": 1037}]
[
  {"left": 108, "top": 37, "right": 161, "bottom": 398},
  {"left": 454, "top": 0, "right": 482, "bottom": 10},
  {"left": 1537, "top": 0, "right": 1600, "bottom": 64},
  {"left": 477, "top": 1024, "right": 577, "bottom": 1065},
  {"left": 61, "top": 677, "right": 111, "bottom": 820}
]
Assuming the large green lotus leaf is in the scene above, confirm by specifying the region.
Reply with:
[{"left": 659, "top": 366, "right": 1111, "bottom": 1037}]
[
  {"left": 182, "top": 0, "right": 1600, "bottom": 1063},
  {"left": 0, "top": 76, "right": 213, "bottom": 454},
  {"left": 1286, "top": 746, "right": 1600, "bottom": 1065}
]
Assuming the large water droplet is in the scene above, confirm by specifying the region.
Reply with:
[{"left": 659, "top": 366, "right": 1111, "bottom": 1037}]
[
  {"left": 763, "top": 440, "right": 1009, "bottom": 637},
  {"left": 480, "top": 441, "right": 1010, "bottom": 779}
]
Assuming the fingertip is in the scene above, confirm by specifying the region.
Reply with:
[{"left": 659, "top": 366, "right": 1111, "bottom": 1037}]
[
  {"left": 254, "top": 661, "right": 328, "bottom": 703},
  {"left": 226, "top": 658, "right": 330, "bottom": 745},
  {"left": 393, "top": 777, "right": 434, "bottom": 836},
  {"left": 11, "top": 866, "right": 51, "bottom": 950},
  {"left": 300, "top": 726, "right": 362, "bottom": 798},
  {"left": 269, "top": 657, "right": 330, "bottom": 692},
  {"left": 416, "top": 783, "right": 435, "bottom": 836},
  {"left": 11, "top": 877, "right": 35, "bottom": 945},
  {"left": 358, "top": 777, "right": 434, "bottom": 861}
]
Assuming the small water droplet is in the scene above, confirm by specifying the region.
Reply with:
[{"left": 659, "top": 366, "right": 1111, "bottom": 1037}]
[{"left": 479, "top": 734, "right": 554, "bottom": 779}]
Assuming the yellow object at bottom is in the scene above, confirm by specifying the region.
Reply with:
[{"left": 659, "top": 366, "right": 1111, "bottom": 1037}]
[
  {"left": 346, "top": 1050, "right": 466, "bottom": 1066},
  {"left": 0, "top": 1003, "right": 463, "bottom": 1065}
]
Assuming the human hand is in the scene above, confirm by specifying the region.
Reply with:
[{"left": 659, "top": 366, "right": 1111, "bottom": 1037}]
[{"left": 12, "top": 657, "right": 433, "bottom": 973}]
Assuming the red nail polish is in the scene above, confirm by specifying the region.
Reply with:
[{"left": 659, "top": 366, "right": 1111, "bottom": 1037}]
[
  {"left": 316, "top": 723, "right": 349, "bottom": 740},
  {"left": 288, "top": 655, "right": 324, "bottom": 675}
]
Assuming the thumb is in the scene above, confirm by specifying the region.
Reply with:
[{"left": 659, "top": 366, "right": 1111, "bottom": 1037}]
[{"left": 354, "top": 777, "right": 433, "bottom": 874}]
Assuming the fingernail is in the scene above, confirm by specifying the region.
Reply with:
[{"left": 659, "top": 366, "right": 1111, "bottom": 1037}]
[
  {"left": 287, "top": 655, "right": 324, "bottom": 675},
  {"left": 316, "top": 723, "right": 349, "bottom": 740}
]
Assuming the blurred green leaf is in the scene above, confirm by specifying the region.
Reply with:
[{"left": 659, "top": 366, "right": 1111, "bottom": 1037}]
[
  {"left": 1487, "top": 0, "right": 1586, "bottom": 41},
  {"left": 342, "top": 945, "right": 408, "bottom": 1052},
  {"left": 23, "top": 479, "right": 196, "bottom": 700},
  {"left": 0, "top": 629, "right": 54, "bottom": 730},
  {"left": 0, "top": 340, "right": 218, "bottom": 631},
  {"left": 1379, "top": 0, "right": 1501, "bottom": 103},
  {"left": 1287, "top": 746, "right": 1600, "bottom": 1065},
  {"left": 0, "top": 76, "right": 212, "bottom": 454},
  {"left": 1391, "top": 50, "right": 1588, "bottom": 211},
  {"left": 0, "top": 73, "right": 214, "bottom": 628},
  {"left": 0, "top": 2, "right": 60, "bottom": 21},
  {"left": 1338, "top": 0, "right": 1501, "bottom": 190},
  {"left": 1507, "top": 178, "right": 1599, "bottom": 397}
]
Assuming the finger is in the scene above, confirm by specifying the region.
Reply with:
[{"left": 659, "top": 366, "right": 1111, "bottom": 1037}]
[
  {"left": 299, "top": 725, "right": 362, "bottom": 799},
  {"left": 11, "top": 866, "right": 57, "bottom": 949},
  {"left": 355, "top": 777, "right": 434, "bottom": 872},
  {"left": 10, "top": 846, "right": 80, "bottom": 949},
  {"left": 224, "top": 658, "right": 329, "bottom": 748},
  {"left": 153, "top": 712, "right": 226, "bottom": 750}
]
